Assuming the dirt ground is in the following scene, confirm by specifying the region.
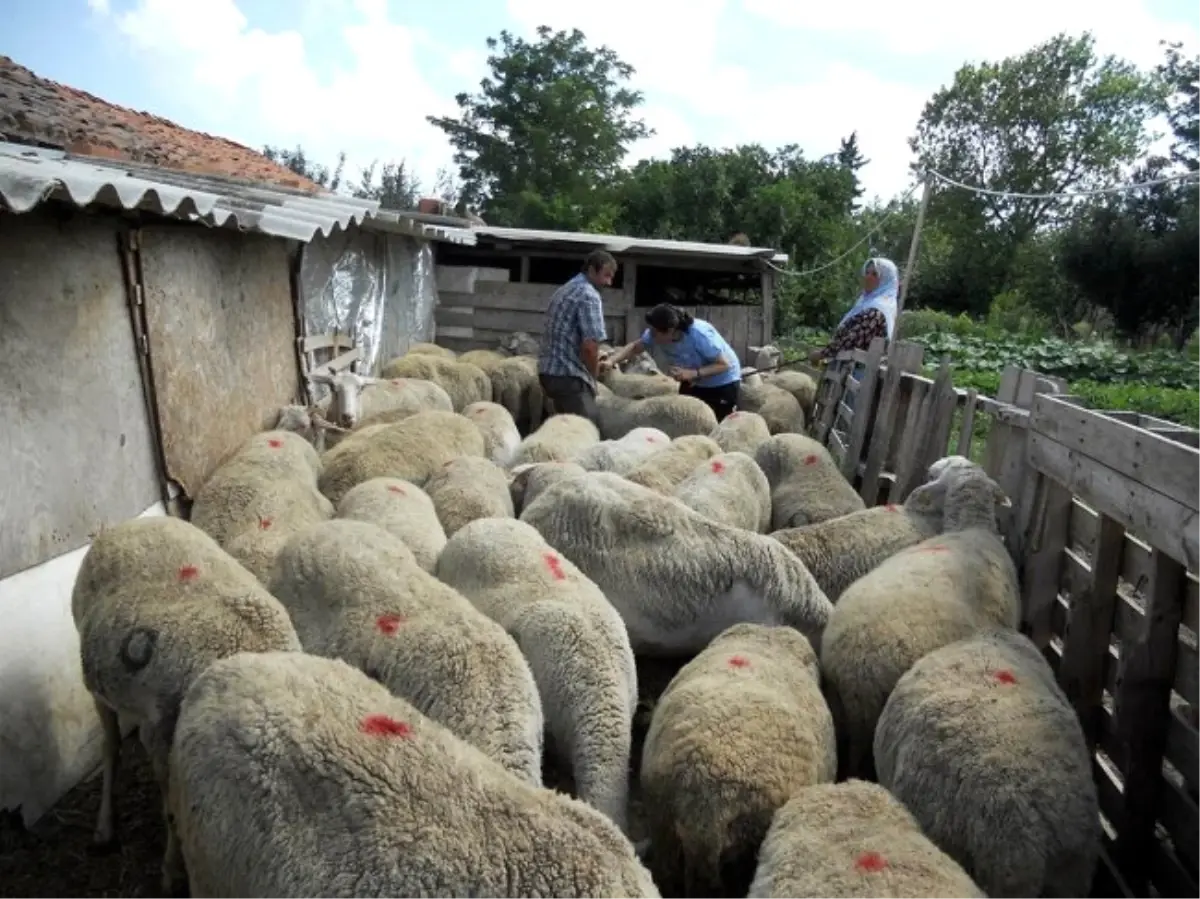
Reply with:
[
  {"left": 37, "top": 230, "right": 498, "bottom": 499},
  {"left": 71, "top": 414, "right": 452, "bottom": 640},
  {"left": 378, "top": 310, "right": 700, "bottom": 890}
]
[{"left": 0, "top": 655, "right": 686, "bottom": 899}]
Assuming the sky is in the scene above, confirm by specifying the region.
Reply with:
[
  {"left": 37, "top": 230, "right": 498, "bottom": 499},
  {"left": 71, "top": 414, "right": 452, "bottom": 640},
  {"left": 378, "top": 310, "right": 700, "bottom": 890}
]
[{"left": 5, "top": 0, "right": 1198, "bottom": 205}]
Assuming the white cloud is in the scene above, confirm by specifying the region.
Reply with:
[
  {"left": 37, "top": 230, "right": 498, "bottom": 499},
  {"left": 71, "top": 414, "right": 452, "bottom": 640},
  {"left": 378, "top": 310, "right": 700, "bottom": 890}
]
[{"left": 91, "top": 0, "right": 463, "bottom": 193}]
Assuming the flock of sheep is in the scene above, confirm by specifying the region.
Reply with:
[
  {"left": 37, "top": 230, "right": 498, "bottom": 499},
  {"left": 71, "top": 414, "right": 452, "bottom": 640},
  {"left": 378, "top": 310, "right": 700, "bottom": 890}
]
[{"left": 69, "top": 333, "right": 1102, "bottom": 898}]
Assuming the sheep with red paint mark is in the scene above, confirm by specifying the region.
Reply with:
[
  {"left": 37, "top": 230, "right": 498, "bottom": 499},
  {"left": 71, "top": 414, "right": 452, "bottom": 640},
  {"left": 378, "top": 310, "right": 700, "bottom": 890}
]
[
  {"left": 335, "top": 477, "right": 447, "bottom": 572},
  {"left": 747, "top": 779, "right": 984, "bottom": 897},
  {"left": 508, "top": 461, "right": 588, "bottom": 515},
  {"left": 461, "top": 400, "right": 522, "bottom": 467},
  {"left": 736, "top": 376, "right": 807, "bottom": 435},
  {"left": 595, "top": 387, "right": 719, "bottom": 441},
  {"left": 819, "top": 463, "right": 1020, "bottom": 780},
  {"left": 317, "top": 408, "right": 488, "bottom": 504},
  {"left": 168, "top": 651, "right": 659, "bottom": 897},
  {"left": 436, "top": 518, "right": 638, "bottom": 833},
  {"left": 510, "top": 412, "right": 601, "bottom": 467},
  {"left": 572, "top": 426, "right": 672, "bottom": 475},
  {"left": 639, "top": 623, "right": 836, "bottom": 896},
  {"left": 70, "top": 516, "right": 302, "bottom": 895},
  {"left": 768, "top": 456, "right": 994, "bottom": 602},
  {"left": 754, "top": 432, "right": 865, "bottom": 529},
  {"left": 308, "top": 370, "right": 455, "bottom": 440},
  {"left": 269, "top": 518, "right": 543, "bottom": 783},
  {"left": 488, "top": 355, "right": 546, "bottom": 436},
  {"left": 519, "top": 472, "right": 833, "bottom": 656},
  {"left": 190, "top": 429, "right": 334, "bottom": 586},
  {"left": 624, "top": 434, "right": 724, "bottom": 495},
  {"left": 672, "top": 451, "right": 772, "bottom": 532},
  {"left": 422, "top": 455, "right": 515, "bottom": 537},
  {"left": 874, "top": 628, "right": 1101, "bottom": 897},
  {"left": 708, "top": 409, "right": 773, "bottom": 456}
]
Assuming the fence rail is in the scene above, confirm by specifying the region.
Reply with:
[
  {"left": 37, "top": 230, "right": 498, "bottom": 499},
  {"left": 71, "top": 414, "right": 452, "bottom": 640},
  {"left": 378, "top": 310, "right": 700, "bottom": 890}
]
[{"left": 809, "top": 338, "right": 1200, "bottom": 898}]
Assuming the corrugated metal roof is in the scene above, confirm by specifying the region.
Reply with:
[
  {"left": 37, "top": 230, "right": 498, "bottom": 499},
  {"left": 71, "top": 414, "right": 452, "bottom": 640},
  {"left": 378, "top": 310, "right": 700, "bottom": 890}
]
[
  {"left": 0, "top": 140, "right": 378, "bottom": 243},
  {"left": 368, "top": 209, "right": 476, "bottom": 246},
  {"left": 471, "top": 224, "right": 789, "bottom": 265}
]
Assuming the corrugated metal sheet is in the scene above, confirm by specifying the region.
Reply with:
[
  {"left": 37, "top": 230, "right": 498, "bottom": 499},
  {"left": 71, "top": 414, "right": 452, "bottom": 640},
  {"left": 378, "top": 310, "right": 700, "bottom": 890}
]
[
  {"left": 471, "top": 224, "right": 789, "bottom": 265},
  {"left": 368, "top": 208, "right": 476, "bottom": 246},
  {"left": 0, "top": 140, "right": 379, "bottom": 243}
]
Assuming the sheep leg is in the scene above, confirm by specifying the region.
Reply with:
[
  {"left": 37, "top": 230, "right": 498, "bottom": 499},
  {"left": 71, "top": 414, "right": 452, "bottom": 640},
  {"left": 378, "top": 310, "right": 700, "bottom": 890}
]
[
  {"left": 140, "top": 718, "right": 188, "bottom": 896},
  {"left": 91, "top": 697, "right": 122, "bottom": 846}
]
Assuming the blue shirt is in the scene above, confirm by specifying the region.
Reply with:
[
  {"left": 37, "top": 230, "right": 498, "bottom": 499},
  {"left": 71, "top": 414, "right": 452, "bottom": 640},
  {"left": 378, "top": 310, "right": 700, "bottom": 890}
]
[
  {"left": 538, "top": 273, "right": 609, "bottom": 388},
  {"left": 640, "top": 319, "right": 741, "bottom": 388}
]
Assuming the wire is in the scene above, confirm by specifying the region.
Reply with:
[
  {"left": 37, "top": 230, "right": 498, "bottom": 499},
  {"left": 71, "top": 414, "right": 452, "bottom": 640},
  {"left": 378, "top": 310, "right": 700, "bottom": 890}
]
[
  {"left": 926, "top": 168, "right": 1199, "bottom": 201},
  {"left": 765, "top": 178, "right": 924, "bottom": 279}
]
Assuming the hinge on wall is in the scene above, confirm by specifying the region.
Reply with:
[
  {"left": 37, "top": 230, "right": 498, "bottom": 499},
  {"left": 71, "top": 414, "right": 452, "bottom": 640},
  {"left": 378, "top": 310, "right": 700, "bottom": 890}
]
[
  {"left": 135, "top": 284, "right": 144, "bottom": 306},
  {"left": 139, "top": 333, "right": 149, "bottom": 355}
]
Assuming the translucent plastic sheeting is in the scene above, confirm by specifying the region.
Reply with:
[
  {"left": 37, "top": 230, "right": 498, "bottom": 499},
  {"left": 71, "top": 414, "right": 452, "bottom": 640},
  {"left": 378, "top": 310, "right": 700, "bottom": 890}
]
[{"left": 298, "top": 226, "right": 437, "bottom": 397}]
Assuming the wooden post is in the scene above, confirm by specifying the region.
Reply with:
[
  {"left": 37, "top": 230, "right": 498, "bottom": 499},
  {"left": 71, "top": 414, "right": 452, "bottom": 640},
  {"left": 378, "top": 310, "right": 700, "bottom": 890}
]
[
  {"left": 891, "top": 175, "right": 932, "bottom": 345},
  {"left": 859, "top": 340, "right": 925, "bottom": 505},
  {"left": 761, "top": 268, "right": 775, "bottom": 342},
  {"left": 840, "top": 336, "right": 886, "bottom": 482}
]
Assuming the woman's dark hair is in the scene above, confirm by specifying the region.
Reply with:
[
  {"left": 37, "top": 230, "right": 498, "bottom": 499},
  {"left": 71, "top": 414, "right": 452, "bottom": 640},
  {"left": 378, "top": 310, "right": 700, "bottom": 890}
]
[{"left": 644, "top": 303, "right": 694, "bottom": 333}]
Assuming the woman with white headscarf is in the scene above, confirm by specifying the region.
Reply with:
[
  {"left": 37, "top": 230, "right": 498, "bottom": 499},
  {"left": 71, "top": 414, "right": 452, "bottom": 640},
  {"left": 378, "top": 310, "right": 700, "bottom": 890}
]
[{"left": 808, "top": 257, "right": 900, "bottom": 364}]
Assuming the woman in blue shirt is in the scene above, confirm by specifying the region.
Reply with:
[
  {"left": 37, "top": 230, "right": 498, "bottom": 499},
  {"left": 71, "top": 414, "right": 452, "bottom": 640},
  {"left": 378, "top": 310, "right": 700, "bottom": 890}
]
[{"left": 600, "top": 303, "right": 743, "bottom": 421}]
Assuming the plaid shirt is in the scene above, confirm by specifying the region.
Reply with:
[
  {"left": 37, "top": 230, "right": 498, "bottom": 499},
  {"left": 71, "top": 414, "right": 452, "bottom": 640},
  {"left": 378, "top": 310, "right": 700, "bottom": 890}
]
[{"left": 537, "top": 273, "right": 608, "bottom": 387}]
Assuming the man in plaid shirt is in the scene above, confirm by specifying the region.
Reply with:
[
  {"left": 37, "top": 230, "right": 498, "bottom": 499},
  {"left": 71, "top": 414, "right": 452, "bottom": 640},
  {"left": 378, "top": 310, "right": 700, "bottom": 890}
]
[{"left": 537, "top": 249, "right": 617, "bottom": 425}]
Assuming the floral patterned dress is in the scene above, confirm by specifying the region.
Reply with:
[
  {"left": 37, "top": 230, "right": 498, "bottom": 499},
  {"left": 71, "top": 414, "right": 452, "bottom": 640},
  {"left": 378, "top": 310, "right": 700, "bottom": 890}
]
[{"left": 815, "top": 309, "right": 889, "bottom": 362}]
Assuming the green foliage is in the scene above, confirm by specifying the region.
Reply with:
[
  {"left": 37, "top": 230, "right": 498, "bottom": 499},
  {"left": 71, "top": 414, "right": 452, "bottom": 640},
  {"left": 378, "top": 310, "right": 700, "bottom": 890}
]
[
  {"left": 263, "top": 144, "right": 433, "bottom": 210},
  {"left": 426, "top": 26, "right": 651, "bottom": 230}
]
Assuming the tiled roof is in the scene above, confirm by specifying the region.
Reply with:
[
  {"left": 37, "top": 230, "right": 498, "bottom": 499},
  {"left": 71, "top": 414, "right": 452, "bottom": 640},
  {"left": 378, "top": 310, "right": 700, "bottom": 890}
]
[{"left": 0, "top": 55, "right": 324, "bottom": 193}]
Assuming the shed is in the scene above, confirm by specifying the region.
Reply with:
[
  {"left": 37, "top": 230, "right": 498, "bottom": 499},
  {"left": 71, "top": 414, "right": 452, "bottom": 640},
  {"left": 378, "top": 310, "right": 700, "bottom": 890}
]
[
  {"left": 0, "top": 56, "right": 470, "bottom": 828},
  {"left": 430, "top": 224, "right": 787, "bottom": 363}
]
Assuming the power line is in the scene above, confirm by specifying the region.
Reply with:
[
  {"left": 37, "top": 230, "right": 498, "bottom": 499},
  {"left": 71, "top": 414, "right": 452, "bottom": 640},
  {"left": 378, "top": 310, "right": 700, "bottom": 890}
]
[{"left": 926, "top": 168, "right": 1199, "bottom": 201}]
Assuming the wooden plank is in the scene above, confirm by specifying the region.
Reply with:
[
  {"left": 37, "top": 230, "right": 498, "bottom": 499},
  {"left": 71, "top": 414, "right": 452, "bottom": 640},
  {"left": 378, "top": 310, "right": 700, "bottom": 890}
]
[
  {"left": 441, "top": 282, "right": 625, "bottom": 313},
  {"left": 1156, "top": 772, "right": 1198, "bottom": 874},
  {"left": 1112, "top": 549, "right": 1191, "bottom": 892},
  {"left": 956, "top": 389, "right": 978, "bottom": 456},
  {"left": 1164, "top": 704, "right": 1199, "bottom": 794},
  {"left": 1060, "top": 513, "right": 1126, "bottom": 747},
  {"left": 434, "top": 306, "right": 475, "bottom": 328},
  {"left": 1113, "top": 593, "right": 1200, "bottom": 706},
  {"left": 1028, "top": 432, "right": 1199, "bottom": 572},
  {"left": 860, "top": 341, "right": 924, "bottom": 504},
  {"left": 813, "top": 363, "right": 850, "bottom": 445},
  {"left": 312, "top": 347, "right": 360, "bottom": 376},
  {"left": 303, "top": 333, "right": 354, "bottom": 353},
  {"left": 890, "top": 375, "right": 933, "bottom": 502},
  {"left": 1149, "top": 840, "right": 1198, "bottom": 899},
  {"left": 841, "top": 339, "right": 885, "bottom": 481},
  {"left": 1022, "top": 476, "right": 1076, "bottom": 646},
  {"left": 761, "top": 270, "right": 775, "bottom": 341},
  {"left": 1032, "top": 395, "right": 1199, "bottom": 515}
]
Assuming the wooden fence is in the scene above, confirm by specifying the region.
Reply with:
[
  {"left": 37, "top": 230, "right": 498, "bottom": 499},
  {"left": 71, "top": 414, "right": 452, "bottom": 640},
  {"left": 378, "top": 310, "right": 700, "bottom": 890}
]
[{"left": 809, "top": 337, "right": 1199, "bottom": 898}]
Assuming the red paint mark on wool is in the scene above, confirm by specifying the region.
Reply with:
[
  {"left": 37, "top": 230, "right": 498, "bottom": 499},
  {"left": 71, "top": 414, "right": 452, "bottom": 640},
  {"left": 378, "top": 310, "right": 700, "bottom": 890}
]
[
  {"left": 993, "top": 669, "right": 1017, "bottom": 685},
  {"left": 543, "top": 552, "right": 567, "bottom": 581},
  {"left": 803, "top": 453, "right": 818, "bottom": 466},
  {"left": 386, "top": 484, "right": 406, "bottom": 495},
  {"left": 884, "top": 503, "right": 898, "bottom": 512},
  {"left": 359, "top": 715, "right": 411, "bottom": 738},
  {"left": 376, "top": 613, "right": 405, "bottom": 636},
  {"left": 919, "top": 544, "right": 950, "bottom": 554},
  {"left": 390, "top": 379, "right": 404, "bottom": 387},
  {"left": 727, "top": 655, "right": 750, "bottom": 669},
  {"left": 727, "top": 411, "right": 741, "bottom": 419},
  {"left": 258, "top": 517, "right": 273, "bottom": 530},
  {"left": 855, "top": 851, "right": 888, "bottom": 872},
  {"left": 645, "top": 434, "right": 659, "bottom": 442},
  {"left": 710, "top": 460, "right": 726, "bottom": 474},
  {"left": 178, "top": 565, "right": 199, "bottom": 582},
  {"left": 267, "top": 438, "right": 283, "bottom": 449}
]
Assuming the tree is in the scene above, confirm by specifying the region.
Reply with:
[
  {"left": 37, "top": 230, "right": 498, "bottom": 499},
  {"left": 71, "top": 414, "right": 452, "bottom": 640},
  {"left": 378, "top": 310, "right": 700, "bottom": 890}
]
[
  {"left": 352, "top": 160, "right": 422, "bottom": 210},
  {"left": 427, "top": 26, "right": 652, "bottom": 230},
  {"left": 1156, "top": 41, "right": 1199, "bottom": 172},
  {"left": 836, "top": 131, "right": 869, "bottom": 210},
  {"left": 263, "top": 145, "right": 346, "bottom": 191}
]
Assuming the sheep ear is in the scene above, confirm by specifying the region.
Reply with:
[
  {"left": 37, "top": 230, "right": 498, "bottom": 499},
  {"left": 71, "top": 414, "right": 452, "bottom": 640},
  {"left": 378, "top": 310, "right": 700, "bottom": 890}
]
[{"left": 993, "top": 483, "right": 1013, "bottom": 508}]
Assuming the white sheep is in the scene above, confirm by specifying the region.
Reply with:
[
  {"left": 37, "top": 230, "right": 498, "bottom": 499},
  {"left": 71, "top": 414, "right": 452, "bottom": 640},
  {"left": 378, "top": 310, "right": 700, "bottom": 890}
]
[
  {"left": 874, "top": 628, "right": 1101, "bottom": 898},
  {"left": 379, "top": 353, "right": 490, "bottom": 411},
  {"left": 819, "top": 463, "right": 1020, "bottom": 779},
  {"left": 404, "top": 341, "right": 457, "bottom": 359},
  {"left": 595, "top": 389, "right": 718, "bottom": 440},
  {"left": 489, "top": 355, "right": 546, "bottom": 436},
  {"left": 508, "top": 461, "right": 589, "bottom": 515},
  {"left": 755, "top": 433, "right": 865, "bottom": 529},
  {"left": 519, "top": 471, "right": 833, "bottom": 655},
  {"left": 747, "top": 779, "right": 985, "bottom": 898},
  {"left": 624, "top": 434, "right": 724, "bottom": 495},
  {"left": 599, "top": 366, "right": 680, "bottom": 399},
  {"left": 461, "top": 400, "right": 522, "bottom": 467},
  {"left": 640, "top": 623, "right": 836, "bottom": 896},
  {"left": 269, "top": 518, "right": 543, "bottom": 783},
  {"left": 168, "top": 651, "right": 660, "bottom": 897},
  {"left": 708, "top": 409, "right": 772, "bottom": 456},
  {"left": 572, "top": 426, "right": 672, "bottom": 474},
  {"left": 437, "top": 518, "right": 638, "bottom": 832},
  {"left": 510, "top": 413, "right": 601, "bottom": 467},
  {"left": 737, "top": 378, "right": 806, "bottom": 434},
  {"left": 422, "top": 455, "right": 515, "bottom": 536},
  {"left": 672, "top": 451, "right": 772, "bottom": 532},
  {"left": 761, "top": 368, "right": 817, "bottom": 421},
  {"left": 335, "top": 477, "right": 447, "bottom": 572},
  {"left": 308, "top": 369, "right": 454, "bottom": 436},
  {"left": 71, "top": 516, "right": 301, "bottom": 894}
]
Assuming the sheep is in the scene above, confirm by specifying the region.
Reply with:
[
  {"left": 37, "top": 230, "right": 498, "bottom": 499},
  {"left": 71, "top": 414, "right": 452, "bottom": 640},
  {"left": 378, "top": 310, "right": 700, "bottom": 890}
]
[
  {"left": 404, "top": 340, "right": 456, "bottom": 359},
  {"left": 71, "top": 516, "right": 301, "bottom": 894},
  {"left": 462, "top": 400, "right": 521, "bottom": 466},
  {"left": 599, "top": 366, "right": 680, "bottom": 399},
  {"left": 437, "top": 518, "right": 638, "bottom": 832},
  {"left": 509, "top": 461, "right": 588, "bottom": 515},
  {"left": 596, "top": 390, "right": 718, "bottom": 440},
  {"left": 489, "top": 354, "right": 545, "bottom": 436},
  {"left": 317, "top": 409, "right": 487, "bottom": 505},
  {"left": 189, "top": 430, "right": 333, "bottom": 585},
  {"left": 457, "top": 348, "right": 509, "bottom": 373},
  {"left": 624, "top": 434, "right": 723, "bottom": 495},
  {"left": 819, "top": 463, "right": 1020, "bottom": 779},
  {"left": 501, "top": 330, "right": 540, "bottom": 356},
  {"left": 747, "top": 779, "right": 985, "bottom": 898},
  {"left": 379, "top": 353, "right": 490, "bottom": 411},
  {"left": 335, "top": 477, "right": 447, "bottom": 572},
  {"left": 672, "top": 451, "right": 772, "bottom": 532},
  {"left": 520, "top": 471, "right": 834, "bottom": 656},
  {"left": 308, "top": 369, "right": 454, "bottom": 434},
  {"left": 708, "top": 409, "right": 772, "bottom": 456},
  {"left": 755, "top": 433, "right": 865, "bottom": 529},
  {"left": 737, "top": 377, "right": 807, "bottom": 434},
  {"left": 422, "top": 455, "right": 515, "bottom": 537},
  {"left": 269, "top": 518, "right": 543, "bottom": 782},
  {"left": 639, "top": 623, "right": 837, "bottom": 896},
  {"left": 749, "top": 344, "right": 782, "bottom": 371},
  {"left": 768, "top": 463, "right": 971, "bottom": 602},
  {"left": 874, "top": 628, "right": 1101, "bottom": 898},
  {"left": 510, "top": 413, "right": 601, "bottom": 467},
  {"left": 572, "top": 426, "right": 673, "bottom": 474},
  {"left": 761, "top": 369, "right": 817, "bottom": 420},
  {"left": 168, "top": 651, "right": 660, "bottom": 898}
]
